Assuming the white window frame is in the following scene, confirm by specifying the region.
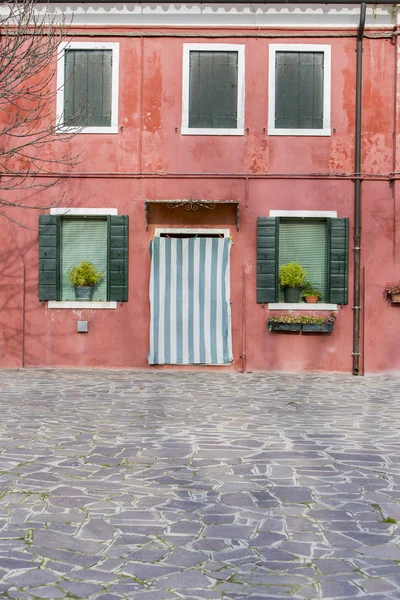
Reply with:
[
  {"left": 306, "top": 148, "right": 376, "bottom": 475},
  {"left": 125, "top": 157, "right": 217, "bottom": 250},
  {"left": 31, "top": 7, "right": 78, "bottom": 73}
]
[
  {"left": 48, "top": 208, "right": 118, "bottom": 309},
  {"left": 181, "top": 44, "right": 245, "bottom": 136},
  {"left": 155, "top": 227, "right": 230, "bottom": 237},
  {"left": 268, "top": 44, "right": 331, "bottom": 137},
  {"left": 56, "top": 42, "right": 120, "bottom": 135},
  {"left": 268, "top": 209, "right": 337, "bottom": 311}
]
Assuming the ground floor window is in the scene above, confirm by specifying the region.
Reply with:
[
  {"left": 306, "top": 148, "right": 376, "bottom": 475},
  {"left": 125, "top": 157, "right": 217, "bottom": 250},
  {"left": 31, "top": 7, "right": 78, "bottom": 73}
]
[
  {"left": 256, "top": 213, "right": 349, "bottom": 305},
  {"left": 61, "top": 218, "right": 108, "bottom": 301},
  {"left": 38, "top": 212, "right": 129, "bottom": 303},
  {"left": 278, "top": 219, "right": 327, "bottom": 302}
]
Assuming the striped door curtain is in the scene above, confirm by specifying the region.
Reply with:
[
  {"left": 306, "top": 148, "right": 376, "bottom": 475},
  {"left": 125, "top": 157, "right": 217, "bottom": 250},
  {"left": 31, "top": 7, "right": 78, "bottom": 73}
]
[{"left": 148, "top": 237, "right": 233, "bottom": 365}]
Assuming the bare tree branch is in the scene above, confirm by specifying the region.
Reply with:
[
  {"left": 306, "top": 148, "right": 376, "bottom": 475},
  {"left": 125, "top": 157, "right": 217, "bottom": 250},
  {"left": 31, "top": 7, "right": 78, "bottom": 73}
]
[{"left": 0, "top": 0, "right": 82, "bottom": 218}]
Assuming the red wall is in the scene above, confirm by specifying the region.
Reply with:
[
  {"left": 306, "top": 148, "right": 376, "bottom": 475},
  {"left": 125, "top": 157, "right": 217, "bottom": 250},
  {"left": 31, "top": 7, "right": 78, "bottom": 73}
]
[{"left": 1, "top": 29, "right": 399, "bottom": 373}]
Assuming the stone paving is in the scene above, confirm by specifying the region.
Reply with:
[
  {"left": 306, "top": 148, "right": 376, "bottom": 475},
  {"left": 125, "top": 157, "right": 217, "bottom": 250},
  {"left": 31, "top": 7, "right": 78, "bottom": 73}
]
[{"left": 0, "top": 370, "right": 400, "bottom": 600}]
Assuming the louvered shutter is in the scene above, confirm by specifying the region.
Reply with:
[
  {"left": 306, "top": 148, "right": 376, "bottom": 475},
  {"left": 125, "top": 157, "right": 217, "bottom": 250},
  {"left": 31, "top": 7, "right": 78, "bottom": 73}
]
[
  {"left": 327, "top": 218, "right": 349, "bottom": 305},
  {"left": 60, "top": 218, "right": 108, "bottom": 301},
  {"left": 108, "top": 215, "right": 129, "bottom": 302},
  {"left": 257, "top": 217, "right": 279, "bottom": 303},
  {"left": 278, "top": 220, "right": 327, "bottom": 302},
  {"left": 189, "top": 51, "right": 238, "bottom": 129},
  {"left": 64, "top": 50, "right": 112, "bottom": 127},
  {"left": 38, "top": 215, "right": 60, "bottom": 301},
  {"left": 275, "top": 51, "right": 324, "bottom": 129}
]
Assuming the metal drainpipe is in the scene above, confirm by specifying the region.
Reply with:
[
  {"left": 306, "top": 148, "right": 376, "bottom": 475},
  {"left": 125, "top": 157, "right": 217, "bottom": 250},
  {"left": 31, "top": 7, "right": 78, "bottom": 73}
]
[{"left": 352, "top": 2, "right": 366, "bottom": 376}]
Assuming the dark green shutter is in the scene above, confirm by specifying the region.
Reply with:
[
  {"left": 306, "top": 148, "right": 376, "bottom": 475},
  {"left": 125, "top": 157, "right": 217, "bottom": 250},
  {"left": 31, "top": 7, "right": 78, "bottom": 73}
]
[
  {"left": 327, "top": 218, "right": 349, "bottom": 304},
  {"left": 64, "top": 49, "right": 112, "bottom": 127},
  {"left": 275, "top": 51, "right": 324, "bottom": 129},
  {"left": 189, "top": 51, "right": 238, "bottom": 129},
  {"left": 108, "top": 215, "right": 129, "bottom": 302},
  {"left": 38, "top": 215, "right": 60, "bottom": 301},
  {"left": 257, "top": 217, "right": 279, "bottom": 303}
]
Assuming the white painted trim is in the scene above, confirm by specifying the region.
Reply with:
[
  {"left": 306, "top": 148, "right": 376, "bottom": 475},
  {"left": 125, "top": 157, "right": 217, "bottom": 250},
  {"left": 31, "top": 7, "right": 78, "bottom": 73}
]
[
  {"left": 268, "top": 303, "right": 337, "bottom": 311},
  {"left": 56, "top": 41, "right": 119, "bottom": 135},
  {"left": 32, "top": 4, "right": 397, "bottom": 29},
  {"left": 182, "top": 43, "right": 245, "bottom": 136},
  {"left": 50, "top": 208, "right": 118, "bottom": 216},
  {"left": 270, "top": 210, "right": 337, "bottom": 218},
  {"left": 48, "top": 301, "right": 117, "bottom": 309},
  {"left": 155, "top": 227, "right": 230, "bottom": 237},
  {"left": 268, "top": 44, "right": 331, "bottom": 137}
]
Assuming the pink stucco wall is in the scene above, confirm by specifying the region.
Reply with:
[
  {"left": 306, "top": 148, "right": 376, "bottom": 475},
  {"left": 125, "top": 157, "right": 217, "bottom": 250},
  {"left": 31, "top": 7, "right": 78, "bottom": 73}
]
[{"left": 0, "top": 29, "right": 399, "bottom": 373}]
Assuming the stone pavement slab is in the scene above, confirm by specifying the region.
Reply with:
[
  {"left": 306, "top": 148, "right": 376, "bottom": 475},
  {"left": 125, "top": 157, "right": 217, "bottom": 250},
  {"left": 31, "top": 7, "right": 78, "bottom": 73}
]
[{"left": 0, "top": 369, "right": 400, "bottom": 598}]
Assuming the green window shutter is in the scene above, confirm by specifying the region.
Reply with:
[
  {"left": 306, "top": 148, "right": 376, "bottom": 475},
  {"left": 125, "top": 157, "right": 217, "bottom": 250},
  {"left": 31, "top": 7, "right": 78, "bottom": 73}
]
[
  {"left": 327, "top": 218, "right": 349, "bottom": 304},
  {"left": 38, "top": 215, "right": 60, "bottom": 301},
  {"left": 278, "top": 220, "right": 327, "bottom": 302},
  {"left": 64, "top": 50, "right": 112, "bottom": 127},
  {"left": 275, "top": 51, "right": 324, "bottom": 129},
  {"left": 108, "top": 215, "right": 129, "bottom": 302},
  {"left": 257, "top": 217, "right": 279, "bottom": 303},
  {"left": 60, "top": 218, "right": 108, "bottom": 301},
  {"left": 189, "top": 51, "right": 238, "bottom": 129}
]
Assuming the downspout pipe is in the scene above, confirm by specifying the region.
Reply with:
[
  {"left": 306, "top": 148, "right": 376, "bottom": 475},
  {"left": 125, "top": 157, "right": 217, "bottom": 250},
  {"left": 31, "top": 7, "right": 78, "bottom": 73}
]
[{"left": 352, "top": 1, "right": 366, "bottom": 376}]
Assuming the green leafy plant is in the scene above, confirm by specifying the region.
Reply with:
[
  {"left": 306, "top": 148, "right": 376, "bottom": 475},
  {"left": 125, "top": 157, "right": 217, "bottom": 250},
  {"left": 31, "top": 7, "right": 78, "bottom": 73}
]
[
  {"left": 268, "top": 313, "right": 336, "bottom": 325},
  {"left": 301, "top": 282, "right": 322, "bottom": 298},
  {"left": 383, "top": 282, "right": 400, "bottom": 301},
  {"left": 279, "top": 263, "right": 307, "bottom": 288},
  {"left": 69, "top": 261, "right": 103, "bottom": 287}
]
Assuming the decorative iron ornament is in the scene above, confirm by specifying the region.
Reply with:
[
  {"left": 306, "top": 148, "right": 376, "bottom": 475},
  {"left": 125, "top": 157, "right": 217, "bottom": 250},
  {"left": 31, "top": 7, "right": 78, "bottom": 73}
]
[
  {"left": 145, "top": 197, "right": 239, "bottom": 231},
  {"left": 167, "top": 197, "right": 216, "bottom": 212}
]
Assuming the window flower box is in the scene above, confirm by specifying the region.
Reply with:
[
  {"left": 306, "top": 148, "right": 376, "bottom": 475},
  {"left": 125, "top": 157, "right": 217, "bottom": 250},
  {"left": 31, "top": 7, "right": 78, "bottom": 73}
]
[
  {"left": 301, "top": 323, "right": 334, "bottom": 333},
  {"left": 268, "top": 313, "right": 336, "bottom": 334},
  {"left": 384, "top": 282, "right": 400, "bottom": 304},
  {"left": 269, "top": 322, "right": 301, "bottom": 332}
]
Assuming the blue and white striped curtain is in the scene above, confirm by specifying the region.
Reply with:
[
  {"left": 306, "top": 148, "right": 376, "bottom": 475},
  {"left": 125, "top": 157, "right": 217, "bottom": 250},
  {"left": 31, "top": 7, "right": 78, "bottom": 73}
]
[{"left": 149, "top": 237, "right": 233, "bottom": 365}]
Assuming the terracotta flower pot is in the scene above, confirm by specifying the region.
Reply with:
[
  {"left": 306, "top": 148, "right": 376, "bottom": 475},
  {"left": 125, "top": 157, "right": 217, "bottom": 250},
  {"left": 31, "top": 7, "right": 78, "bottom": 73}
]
[
  {"left": 390, "top": 293, "right": 400, "bottom": 303},
  {"left": 305, "top": 296, "right": 319, "bottom": 303}
]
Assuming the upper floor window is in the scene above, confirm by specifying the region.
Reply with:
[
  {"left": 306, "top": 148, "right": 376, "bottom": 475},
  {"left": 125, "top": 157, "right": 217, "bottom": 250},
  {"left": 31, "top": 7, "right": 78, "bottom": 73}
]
[
  {"left": 57, "top": 42, "right": 119, "bottom": 134},
  {"left": 268, "top": 44, "right": 331, "bottom": 136},
  {"left": 181, "top": 44, "right": 245, "bottom": 136}
]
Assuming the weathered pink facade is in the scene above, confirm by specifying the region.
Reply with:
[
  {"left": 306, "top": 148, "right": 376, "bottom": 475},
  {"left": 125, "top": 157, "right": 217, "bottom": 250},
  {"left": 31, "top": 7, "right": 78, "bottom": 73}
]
[{"left": 1, "top": 3, "right": 400, "bottom": 373}]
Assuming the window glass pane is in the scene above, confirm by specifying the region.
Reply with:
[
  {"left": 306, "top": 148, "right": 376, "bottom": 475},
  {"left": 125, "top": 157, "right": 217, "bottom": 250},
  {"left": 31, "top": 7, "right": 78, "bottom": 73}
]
[
  {"left": 61, "top": 218, "right": 108, "bottom": 301},
  {"left": 189, "top": 51, "right": 238, "bottom": 129},
  {"left": 275, "top": 51, "right": 324, "bottom": 129},
  {"left": 64, "top": 50, "right": 112, "bottom": 127},
  {"left": 278, "top": 220, "right": 327, "bottom": 301}
]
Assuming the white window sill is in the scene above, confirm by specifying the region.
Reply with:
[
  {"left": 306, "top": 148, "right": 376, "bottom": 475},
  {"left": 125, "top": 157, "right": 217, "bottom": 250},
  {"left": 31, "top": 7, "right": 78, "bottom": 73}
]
[
  {"left": 181, "top": 127, "right": 244, "bottom": 136},
  {"left": 268, "top": 303, "right": 337, "bottom": 311},
  {"left": 48, "top": 301, "right": 117, "bottom": 310},
  {"left": 268, "top": 128, "right": 331, "bottom": 137},
  {"left": 56, "top": 126, "right": 118, "bottom": 135}
]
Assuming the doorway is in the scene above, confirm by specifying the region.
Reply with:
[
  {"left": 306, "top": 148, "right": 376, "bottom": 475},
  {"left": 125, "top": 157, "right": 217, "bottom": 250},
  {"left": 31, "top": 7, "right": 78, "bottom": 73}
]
[{"left": 148, "top": 230, "right": 233, "bottom": 365}]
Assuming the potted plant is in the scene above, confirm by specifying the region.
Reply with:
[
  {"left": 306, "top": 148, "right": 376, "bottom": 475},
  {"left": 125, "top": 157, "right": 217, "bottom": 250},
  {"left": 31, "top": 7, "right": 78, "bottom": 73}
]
[
  {"left": 301, "top": 282, "right": 322, "bottom": 304},
  {"left": 279, "top": 262, "right": 307, "bottom": 303},
  {"left": 383, "top": 282, "right": 400, "bottom": 303},
  {"left": 69, "top": 261, "right": 103, "bottom": 301}
]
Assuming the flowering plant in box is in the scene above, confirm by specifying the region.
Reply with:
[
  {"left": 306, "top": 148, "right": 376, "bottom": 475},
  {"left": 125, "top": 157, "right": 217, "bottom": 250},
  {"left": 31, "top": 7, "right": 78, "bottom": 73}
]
[
  {"left": 267, "top": 313, "right": 336, "bottom": 325},
  {"left": 383, "top": 282, "right": 400, "bottom": 301}
]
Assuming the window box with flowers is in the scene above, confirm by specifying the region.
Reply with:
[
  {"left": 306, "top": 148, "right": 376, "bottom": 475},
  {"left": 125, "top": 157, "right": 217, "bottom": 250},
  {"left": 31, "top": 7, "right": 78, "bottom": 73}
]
[
  {"left": 268, "top": 313, "right": 336, "bottom": 333},
  {"left": 384, "top": 282, "right": 400, "bottom": 304}
]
